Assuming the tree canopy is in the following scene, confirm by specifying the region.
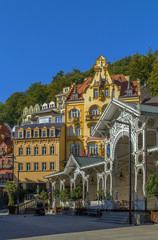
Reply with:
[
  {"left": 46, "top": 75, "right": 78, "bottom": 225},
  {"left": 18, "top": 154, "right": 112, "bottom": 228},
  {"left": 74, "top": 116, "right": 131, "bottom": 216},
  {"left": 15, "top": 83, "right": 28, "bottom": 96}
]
[{"left": 0, "top": 49, "right": 158, "bottom": 127}]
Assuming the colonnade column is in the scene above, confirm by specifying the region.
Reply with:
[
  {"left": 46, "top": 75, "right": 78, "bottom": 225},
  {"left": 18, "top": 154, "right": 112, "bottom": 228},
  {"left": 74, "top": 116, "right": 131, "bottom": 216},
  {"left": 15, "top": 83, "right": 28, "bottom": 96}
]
[
  {"left": 134, "top": 167, "right": 138, "bottom": 207},
  {"left": 51, "top": 181, "right": 56, "bottom": 209}
]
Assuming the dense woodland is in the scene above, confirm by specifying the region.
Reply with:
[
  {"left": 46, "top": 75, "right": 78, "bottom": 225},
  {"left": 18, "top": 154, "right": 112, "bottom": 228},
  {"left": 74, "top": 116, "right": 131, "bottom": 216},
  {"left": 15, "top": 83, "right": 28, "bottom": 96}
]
[{"left": 0, "top": 50, "right": 158, "bottom": 127}]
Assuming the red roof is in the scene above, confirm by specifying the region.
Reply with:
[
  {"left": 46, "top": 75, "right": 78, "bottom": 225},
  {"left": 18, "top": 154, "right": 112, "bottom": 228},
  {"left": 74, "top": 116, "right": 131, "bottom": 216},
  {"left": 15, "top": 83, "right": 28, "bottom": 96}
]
[
  {"left": 67, "top": 77, "right": 92, "bottom": 100},
  {"left": 111, "top": 74, "right": 138, "bottom": 96},
  {"left": 67, "top": 74, "right": 139, "bottom": 101},
  {"left": 0, "top": 122, "right": 13, "bottom": 148}
]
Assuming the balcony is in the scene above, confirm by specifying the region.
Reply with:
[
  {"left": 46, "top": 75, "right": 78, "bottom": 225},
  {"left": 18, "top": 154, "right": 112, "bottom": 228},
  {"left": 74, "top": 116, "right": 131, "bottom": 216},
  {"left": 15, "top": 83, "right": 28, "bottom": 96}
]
[
  {"left": 0, "top": 164, "right": 13, "bottom": 170},
  {"left": 69, "top": 117, "right": 80, "bottom": 124},
  {"left": 86, "top": 115, "right": 100, "bottom": 121}
]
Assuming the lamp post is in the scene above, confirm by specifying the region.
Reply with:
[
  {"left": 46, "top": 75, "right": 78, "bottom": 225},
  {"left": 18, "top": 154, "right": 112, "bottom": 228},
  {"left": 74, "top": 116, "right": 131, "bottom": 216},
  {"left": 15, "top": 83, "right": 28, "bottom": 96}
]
[
  {"left": 115, "top": 120, "right": 132, "bottom": 225},
  {"left": 13, "top": 161, "right": 20, "bottom": 214}
]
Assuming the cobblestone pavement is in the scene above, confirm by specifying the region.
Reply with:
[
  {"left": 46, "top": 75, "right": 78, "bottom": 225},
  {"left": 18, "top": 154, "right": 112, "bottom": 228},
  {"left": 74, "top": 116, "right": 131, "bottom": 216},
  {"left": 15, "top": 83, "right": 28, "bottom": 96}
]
[{"left": 0, "top": 213, "right": 157, "bottom": 240}]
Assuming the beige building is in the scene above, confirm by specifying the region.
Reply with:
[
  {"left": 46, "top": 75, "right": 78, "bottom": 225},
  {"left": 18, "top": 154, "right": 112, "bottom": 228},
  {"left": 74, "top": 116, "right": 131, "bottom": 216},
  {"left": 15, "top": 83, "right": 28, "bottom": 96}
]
[{"left": 13, "top": 122, "right": 65, "bottom": 192}]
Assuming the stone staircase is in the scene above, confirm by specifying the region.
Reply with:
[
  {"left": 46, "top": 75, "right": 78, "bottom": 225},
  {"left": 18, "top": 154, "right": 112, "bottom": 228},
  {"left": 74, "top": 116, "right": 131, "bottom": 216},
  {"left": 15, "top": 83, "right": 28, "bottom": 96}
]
[
  {"left": 18, "top": 198, "right": 38, "bottom": 214},
  {"left": 101, "top": 211, "right": 131, "bottom": 224},
  {"left": 100, "top": 211, "right": 151, "bottom": 224}
]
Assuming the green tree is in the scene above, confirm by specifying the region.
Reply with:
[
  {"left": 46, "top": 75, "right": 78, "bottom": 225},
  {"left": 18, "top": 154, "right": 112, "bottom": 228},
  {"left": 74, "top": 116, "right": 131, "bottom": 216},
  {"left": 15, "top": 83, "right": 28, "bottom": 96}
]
[
  {"left": 4, "top": 181, "right": 17, "bottom": 206},
  {"left": 97, "top": 189, "right": 105, "bottom": 201},
  {"left": 70, "top": 186, "right": 82, "bottom": 202},
  {"left": 148, "top": 61, "right": 158, "bottom": 96},
  {"left": 59, "top": 189, "right": 69, "bottom": 203},
  {"left": 146, "top": 173, "right": 158, "bottom": 199}
]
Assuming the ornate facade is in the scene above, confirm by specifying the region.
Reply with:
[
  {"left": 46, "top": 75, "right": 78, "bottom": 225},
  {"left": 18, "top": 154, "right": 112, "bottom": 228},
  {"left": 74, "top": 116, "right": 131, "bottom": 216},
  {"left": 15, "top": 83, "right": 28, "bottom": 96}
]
[
  {"left": 64, "top": 55, "right": 141, "bottom": 160},
  {"left": 45, "top": 99, "right": 158, "bottom": 211}
]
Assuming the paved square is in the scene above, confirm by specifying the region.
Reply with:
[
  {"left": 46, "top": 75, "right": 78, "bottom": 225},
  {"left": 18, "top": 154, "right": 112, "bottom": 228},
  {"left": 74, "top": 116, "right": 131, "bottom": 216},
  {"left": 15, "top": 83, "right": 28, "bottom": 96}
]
[{"left": 0, "top": 213, "right": 157, "bottom": 240}]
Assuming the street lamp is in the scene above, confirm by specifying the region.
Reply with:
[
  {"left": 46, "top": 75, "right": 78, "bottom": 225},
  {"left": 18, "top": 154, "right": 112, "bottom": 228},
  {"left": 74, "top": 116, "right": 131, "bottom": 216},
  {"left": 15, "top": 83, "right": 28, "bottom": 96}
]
[
  {"left": 115, "top": 120, "right": 132, "bottom": 225},
  {"left": 13, "top": 161, "right": 20, "bottom": 214}
]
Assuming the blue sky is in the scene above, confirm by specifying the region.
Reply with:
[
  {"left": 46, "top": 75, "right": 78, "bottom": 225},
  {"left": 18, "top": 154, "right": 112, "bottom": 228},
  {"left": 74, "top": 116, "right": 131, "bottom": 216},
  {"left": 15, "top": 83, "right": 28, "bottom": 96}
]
[{"left": 0, "top": 0, "right": 158, "bottom": 103}]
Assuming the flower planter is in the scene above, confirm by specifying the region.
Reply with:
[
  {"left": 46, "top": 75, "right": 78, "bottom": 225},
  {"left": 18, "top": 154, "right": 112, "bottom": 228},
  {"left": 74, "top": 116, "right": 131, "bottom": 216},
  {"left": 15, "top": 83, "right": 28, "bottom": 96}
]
[
  {"left": 151, "top": 211, "right": 158, "bottom": 223},
  {"left": 54, "top": 207, "right": 63, "bottom": 214}
]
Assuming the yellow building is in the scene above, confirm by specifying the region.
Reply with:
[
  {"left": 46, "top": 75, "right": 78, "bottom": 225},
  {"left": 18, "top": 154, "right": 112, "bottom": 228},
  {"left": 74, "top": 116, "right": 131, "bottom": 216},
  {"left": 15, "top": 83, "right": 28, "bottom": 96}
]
[
  {"left": 55, "top": 86, "right": 71, "bottom": 114},
  {"left": 13, "top": 122, "right": 65, "bottom": 191},
  {"left": 64, "top": 55, "right": 141, "bottom": 159}
]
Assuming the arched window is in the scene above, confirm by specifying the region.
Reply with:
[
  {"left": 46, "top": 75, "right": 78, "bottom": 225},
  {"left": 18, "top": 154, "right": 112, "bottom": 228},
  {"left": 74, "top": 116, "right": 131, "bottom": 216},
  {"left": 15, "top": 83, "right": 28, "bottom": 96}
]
[
  {"left": 76, "top": 126, "right": 81, "bottom": 136},
  {"left": 90, "top": 106, "right": 100, "bottom": 115},
  {"left": 19, "top": 147, "right": 23, "bottom": 156},
  {"left": 26, "top": 146, "right": 31, "bottom": 156},
  {"left": 69, "top": 127, "right": 74, "bottom": 136},
  {"left": 69, "top": 109, "right": 80, "bottom": 118},
  {"left": 50, "top": 145, "right": 55, "bottom": 155},
  {"left": 42, "top": 146, "right": 47, "bottom": 155},
  {"left": 71, "top": 144, "right": 80, "bottom": 155},
  {"left": 88, "top": 143, "right": 98, "bottom": 156},
  {"left": 1, "top": 173, "right": 5, "bottom": 179}
]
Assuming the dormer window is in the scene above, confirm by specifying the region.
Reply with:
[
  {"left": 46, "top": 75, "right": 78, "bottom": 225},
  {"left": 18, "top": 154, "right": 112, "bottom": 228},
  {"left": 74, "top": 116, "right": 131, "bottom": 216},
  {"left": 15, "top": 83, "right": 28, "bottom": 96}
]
[
  {"left": 127, "top": 90, "right": 133, "bottom": 96},
  {"left": 50, "top": 130, "right": 54, "bottom": 137},
  {"left": 19, "top": 132, "right": 23, "bottom": 139},
  {"left": 27, "top": 131, "right": 31, "bottom": 138},
  {"left": 118, "top": 77, "right": 122, "bottom": 82},
  {"left": 42, "top": 130, "right": 46, "bottom": 138},
  {"left": 72, "top": 93, "right": 78, "bottom": 100},
  {"left": 34, "top": 131, "right": 38, "bottom": 138},
  {"left": 65, "top": 88, "right": 68, "bottom": 93}
]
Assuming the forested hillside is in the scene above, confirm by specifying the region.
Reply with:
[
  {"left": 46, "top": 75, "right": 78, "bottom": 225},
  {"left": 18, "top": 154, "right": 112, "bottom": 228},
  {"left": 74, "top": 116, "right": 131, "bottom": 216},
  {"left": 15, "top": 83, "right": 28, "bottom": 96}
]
[{"left": 0, "top": 50, "right": 158, "bottom": 127}]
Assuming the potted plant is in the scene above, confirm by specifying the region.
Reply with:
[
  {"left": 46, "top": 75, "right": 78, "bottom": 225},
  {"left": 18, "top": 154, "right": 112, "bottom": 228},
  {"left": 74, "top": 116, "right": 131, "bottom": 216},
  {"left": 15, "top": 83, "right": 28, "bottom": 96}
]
[
  {"left": 59, "top": 189, "right": 70, "bottom": 212},
  {"left": 70, "top": 186, "right": 82, "bottom": 208},
  {"left": 52, "top": 189, "right": 61, "bottom": 213},
  {"left": 146, "top": 173, "right": 158, "bottom": 222},
  {"left": 4, "top": 181, "right": 17, "bottom": 214},
  {"left": 39, "top": 190, "right": 48, "bottom": 208}
]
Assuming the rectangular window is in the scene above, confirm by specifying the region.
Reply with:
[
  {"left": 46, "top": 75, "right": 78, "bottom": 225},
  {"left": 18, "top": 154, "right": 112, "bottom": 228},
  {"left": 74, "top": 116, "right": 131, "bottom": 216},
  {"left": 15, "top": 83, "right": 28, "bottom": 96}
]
[
  {"left": 55, "top": 116, "right": 62, "bottom": 123},
  {"left": 34, "top": 147, "right": 39, "bottom": 155},
  {"left": 19, "top": 132, "right": 23, "bottom": 138},
  {"left": 72, "top": 93, "right": 78, "bottom": 100},
  {"left": 58, "top": 97, "right": 62, "bottom": 102},
  {"left": 27, "top": 131, "right": 30, "bottom": 138},
  {"left": 58, "top": 104, "right": 62, "bottom": 110},
  {"left": 42, "top": 146, "right": 47, "bottom": 155},
  {"left": 50, "top": 130, "right": 54, "bottom": 137},
  {"left": 34, "top": 162, "right": 39, "bottom": 171},
  {"left": 35, "top": 131, "right": 38, "bottom": 138},
  {"left": 105, "top": 88, "right": 109, "bottom": 97},
  {"left": 42, "top": 131, "right": 46, "bottom": 138},
  {"left": 65, "top": 88, "right": 68, "bottom": 93},
  {"left": 49, "top": 117, "right": 52, "bottom": 123},
  {"left": 19, "top": 147, "right": 23, "bottom": 156},
  {"left": 19, "top": 163, "right": 23, "bottom": 171},
  {"left": 42, "top": 162, "right": 47, "bottom": 171},
  {"left": 26, "top": 147, "right": 31, "bottom": 156},
  {"left": 26, "top": 163, "right": 31, "bottom": 171},
  {"left": 50, "top": 162, "right": 55, "bottom": 170},
  {"left": 94, "top": 89, "right": 98, "bottom": 98}
]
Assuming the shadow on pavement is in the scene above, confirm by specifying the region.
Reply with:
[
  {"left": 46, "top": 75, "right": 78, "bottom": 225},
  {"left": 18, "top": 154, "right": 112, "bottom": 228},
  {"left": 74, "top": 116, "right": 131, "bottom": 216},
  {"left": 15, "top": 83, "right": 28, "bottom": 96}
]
[{"left": 0, "top": 214, "right": 131, "bottom": 240}]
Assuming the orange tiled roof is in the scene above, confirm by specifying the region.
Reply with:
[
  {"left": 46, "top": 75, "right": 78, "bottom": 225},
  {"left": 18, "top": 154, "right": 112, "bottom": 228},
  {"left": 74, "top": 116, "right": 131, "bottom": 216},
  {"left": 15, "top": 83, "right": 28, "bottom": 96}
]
[
  {"left": 0, "top": 122, "right": 13, "bottom": 148},
  {"left": 67, "top": 77, "right": 92, "bottom": 101},
  {"left": 111, "top": 74, "right": 138, "bottom": 96}
]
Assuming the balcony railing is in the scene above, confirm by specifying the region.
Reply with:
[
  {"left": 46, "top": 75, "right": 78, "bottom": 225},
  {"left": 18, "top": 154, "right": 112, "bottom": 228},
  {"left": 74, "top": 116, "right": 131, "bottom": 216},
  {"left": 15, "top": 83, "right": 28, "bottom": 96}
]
[
  {"left": 86, "top": 115, "right": 100, "bottom": 121},
  {"left": 0, "top": 164, "right": 13, "bottom": 170},
  {"left": 0, "top": 178, "right": 13, "bottom": 183},
  {"left": 69, "top": 117, "right": 80, "bottom": 124}
]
